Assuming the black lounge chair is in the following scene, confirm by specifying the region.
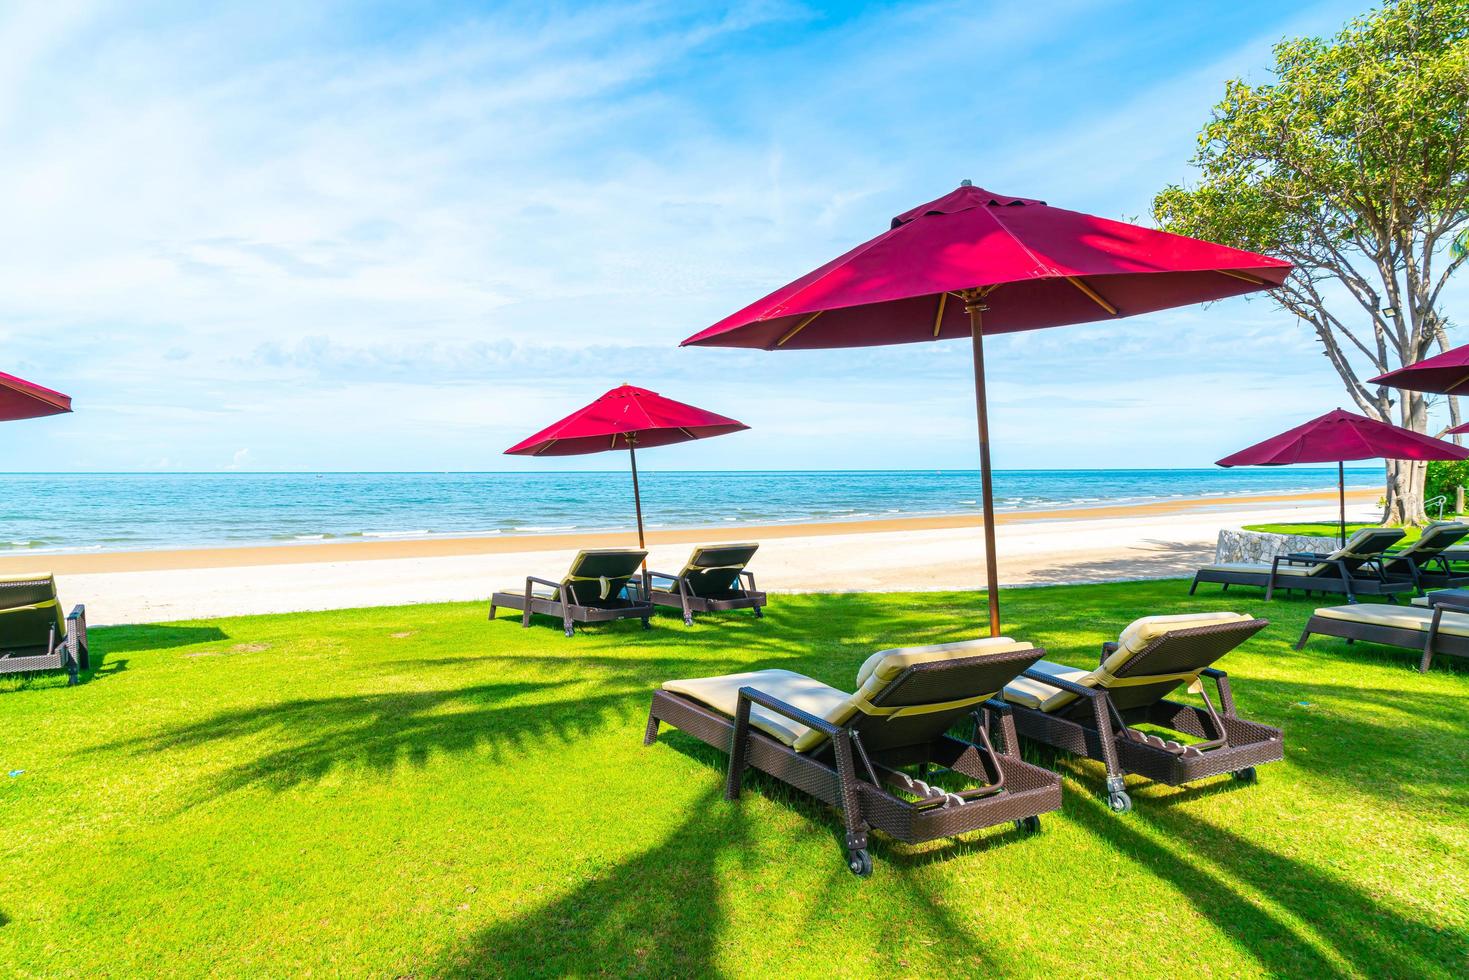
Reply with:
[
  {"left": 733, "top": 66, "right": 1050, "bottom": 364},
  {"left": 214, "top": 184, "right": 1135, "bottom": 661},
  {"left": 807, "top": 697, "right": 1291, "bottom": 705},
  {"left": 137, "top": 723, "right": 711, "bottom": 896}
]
[
  {"left": 489, "top": 548, "right": 653, "bottom": 637},
  {"left": 1379, "top": 521, "right": 1469, "bottom": 591},
  {"left": 1001, "top": 613, "right": 1281, "bottom": 812},
  {"left": 645, "top": 636, "right": 1064, "bottom": 877},
  {"left": 632, "top": 543, "right": 766, "bottom": 625},
  {"left": 1190, "top": 527, "right": 1410, "bottom": 602},
  {"left": 0, "top": 573, "right": 88, "bottom": 686},
  {"left": 1296, "top": 594, "right": 1469, "bottom": 671}
]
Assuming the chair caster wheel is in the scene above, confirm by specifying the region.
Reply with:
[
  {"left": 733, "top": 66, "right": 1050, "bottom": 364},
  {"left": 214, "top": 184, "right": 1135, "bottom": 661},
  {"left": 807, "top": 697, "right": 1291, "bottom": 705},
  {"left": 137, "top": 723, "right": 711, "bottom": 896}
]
[
  {"left": 1107, "top": 790, "right": 1132, "bottom": 813},
  {"left": 847, "top": 848, "right": 872, "bottom": 877},
  {"left": 1014, "top": 815, "right": 1041, "bottom": 834},
  {"left": 1232, "top": 767, "right": 1257, "bottom": 784}
]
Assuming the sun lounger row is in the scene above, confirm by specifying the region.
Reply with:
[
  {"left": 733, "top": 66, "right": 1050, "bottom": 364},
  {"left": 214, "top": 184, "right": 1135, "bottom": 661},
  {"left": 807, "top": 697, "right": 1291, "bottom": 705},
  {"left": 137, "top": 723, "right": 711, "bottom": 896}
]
[
  {"left": 1191, "top": 523, "right": 1469, "bottom": 602},
  {"left": 489, "top": 545, "right": 767, "bottom": 636},
  {"left": 646, "top": 612, "right": 1282, "bottom": 875}
]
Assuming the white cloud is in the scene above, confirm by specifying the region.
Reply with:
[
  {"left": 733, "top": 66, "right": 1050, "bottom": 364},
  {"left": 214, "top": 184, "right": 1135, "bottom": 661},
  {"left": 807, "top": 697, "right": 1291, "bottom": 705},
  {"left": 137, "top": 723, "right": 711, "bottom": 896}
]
[{"left": 0, "top": 0, "right": 1403, "bottom": 471}]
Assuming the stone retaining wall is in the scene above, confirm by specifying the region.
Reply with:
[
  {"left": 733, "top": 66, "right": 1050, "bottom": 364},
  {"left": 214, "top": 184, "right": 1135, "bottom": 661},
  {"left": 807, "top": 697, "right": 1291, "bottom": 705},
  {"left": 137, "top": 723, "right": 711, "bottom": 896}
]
[{"left": 1215, "top": 528, "right": 1339, "bottom": 564}]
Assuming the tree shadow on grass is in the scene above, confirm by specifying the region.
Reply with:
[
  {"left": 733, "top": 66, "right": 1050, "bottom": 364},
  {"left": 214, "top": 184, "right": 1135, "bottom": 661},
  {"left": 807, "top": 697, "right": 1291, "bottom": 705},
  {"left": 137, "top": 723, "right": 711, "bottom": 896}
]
[
  {"left": 112, "top": 679, "right": 647, "bottom": 806},
  {"left": 1134, "top": 803, "right": 1468, "bottom": 977},
  {"left": 90, "top": 624, "right": 229, "bottom": 653},
  {"left": 429, "top": 786, "right": 736, "bottom": 977},
  {"left": 1071, "top": 792, "right": 1353, "bottom": 976}
]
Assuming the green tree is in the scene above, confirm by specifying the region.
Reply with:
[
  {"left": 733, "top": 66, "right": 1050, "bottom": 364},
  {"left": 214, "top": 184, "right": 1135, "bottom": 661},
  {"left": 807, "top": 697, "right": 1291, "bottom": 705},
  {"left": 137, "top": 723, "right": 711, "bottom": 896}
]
[{"left": 1155, "top": 0, "right": 1469, "bottom": 523}]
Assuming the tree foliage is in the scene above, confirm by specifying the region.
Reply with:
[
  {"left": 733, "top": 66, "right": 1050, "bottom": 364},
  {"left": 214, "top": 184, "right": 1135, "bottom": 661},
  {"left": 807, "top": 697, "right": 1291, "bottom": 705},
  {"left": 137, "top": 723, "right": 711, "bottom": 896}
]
[{"left": 1155, "top": 0, "right": 1469, "bottom": 522}]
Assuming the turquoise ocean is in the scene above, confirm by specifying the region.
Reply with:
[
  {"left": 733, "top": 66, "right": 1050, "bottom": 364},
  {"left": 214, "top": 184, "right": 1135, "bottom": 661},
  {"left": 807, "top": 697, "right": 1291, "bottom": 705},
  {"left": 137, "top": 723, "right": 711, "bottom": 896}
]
[{"left": 0, "top": 469, "right": 1381, "bottom": 556}]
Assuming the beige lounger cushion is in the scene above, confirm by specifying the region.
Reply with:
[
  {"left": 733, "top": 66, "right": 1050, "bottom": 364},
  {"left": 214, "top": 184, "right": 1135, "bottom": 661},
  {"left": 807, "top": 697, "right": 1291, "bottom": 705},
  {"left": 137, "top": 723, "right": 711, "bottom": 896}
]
[
  {"left": 1003, "top": 612, "right": 1254, "bottom": 713},
  {"left": 1313, "top": 603, "right": 1469, "bottom": 638},
  {"left": 662, "top": 669, "right": 849, "bottom": 746},
  {"left": 665, "top": 636, "right": 1035, "bottom": 752},
  {"left": 495, "top": 584, "right": 559, "bottom": 600},
  {"left": 1198, "top": 561, "right": 1324, "bottom": 577},
  {"left": 1001, "top": 660, "right": 1094, "bottom": 710}
]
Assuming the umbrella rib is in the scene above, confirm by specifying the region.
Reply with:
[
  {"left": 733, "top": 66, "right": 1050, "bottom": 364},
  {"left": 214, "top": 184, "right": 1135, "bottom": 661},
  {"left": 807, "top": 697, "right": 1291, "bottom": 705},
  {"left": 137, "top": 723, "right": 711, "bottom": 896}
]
[
  {"left": 533, "top": 440, "right": 557, "bottom": 456},
  {"left": 775, "top": 310, "right": 823, "bottom": 347},
  {"left": 1065, "top": 276, "right": 1117, "bottom": 315},
  {"left": 1218, "top": 269, "right": 1267, "bottom": 285},
  {"left": 932, "top": 292, "right": 947, "bottom": 337}
]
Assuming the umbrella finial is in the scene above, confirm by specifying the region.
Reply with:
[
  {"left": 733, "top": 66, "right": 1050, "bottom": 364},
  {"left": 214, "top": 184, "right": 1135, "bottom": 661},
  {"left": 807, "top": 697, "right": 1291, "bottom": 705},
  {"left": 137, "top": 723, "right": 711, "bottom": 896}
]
[{"left": 960, "top": 179, "right": 973, "bottom": 187}]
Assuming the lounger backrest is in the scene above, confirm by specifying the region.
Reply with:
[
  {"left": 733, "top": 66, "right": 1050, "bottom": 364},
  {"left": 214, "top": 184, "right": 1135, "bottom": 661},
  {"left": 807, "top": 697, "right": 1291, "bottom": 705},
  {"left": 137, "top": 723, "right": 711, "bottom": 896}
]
[
  {"left": 1044, "top": 612, "right": 1267, "bottom": 716},
  {"left": 1326, "top": 527, "right": 1406, "bottom": 571},
  {"left": 0, "top": 574, "right": 64, "bottom": 655},
  {"left": 558, "top": 549, "right": 648, "bottom": 606},
  {"left": 790, "top": 637, "right": 1042, "bottom": 753},
  {"left": 1382, "top": 522, "right": 1469, "bottom": 570},
  {"left": 678, "top": 543, "right": 758, "bottom": 597}
]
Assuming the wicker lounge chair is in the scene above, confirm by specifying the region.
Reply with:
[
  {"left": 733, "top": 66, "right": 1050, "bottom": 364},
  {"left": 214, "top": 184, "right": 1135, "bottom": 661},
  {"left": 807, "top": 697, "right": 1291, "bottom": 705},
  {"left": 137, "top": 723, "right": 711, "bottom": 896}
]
[
  {"left": 489, "top": 548, "right": 653, "bottom": 637},
  {"left": 632, "top": 543, "right": 766, "bottom": 625},
  {"left": 0, "top": 573, "right": 88, "bottom": 686},
  {"left": 1190, "top": 527, "right": 1410, "bottom": 602},
  {"left": 1296, "top": 593, "right": 1469, "bottom": 671},
  {"left": 1001, "top": 613, "right": 1281, "bottom": 812},
  {"left": 1379, "top": 521, "right": 1469, "bottom": 590},
  {"left": 645, "top": 637, "right": 1064, "bottom": 876}
]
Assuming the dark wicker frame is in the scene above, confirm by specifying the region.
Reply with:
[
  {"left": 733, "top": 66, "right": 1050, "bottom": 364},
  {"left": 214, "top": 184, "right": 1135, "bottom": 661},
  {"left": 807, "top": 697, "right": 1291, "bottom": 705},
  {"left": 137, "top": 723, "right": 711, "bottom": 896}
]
[
  {"left": 634, "top": 568, "right": 766, "bottom": 626},
  {"left": 490, "top": 577, "right": 653, "bottom": 638},
  {"left": 0, "top": 584, "right": 88, "bottom": 687},
  {"left": 1296, "top": 593, "right": 1469, "bottom": 671},
  {"left": 1008, "top": 620, "right": 1282, "bottom": 811},
  {"left": 1190, "top": 552, "right": 1413, "bottom": 602},
  {"left": 645, "top": 647, "right": 1063, "bottom": 876}
]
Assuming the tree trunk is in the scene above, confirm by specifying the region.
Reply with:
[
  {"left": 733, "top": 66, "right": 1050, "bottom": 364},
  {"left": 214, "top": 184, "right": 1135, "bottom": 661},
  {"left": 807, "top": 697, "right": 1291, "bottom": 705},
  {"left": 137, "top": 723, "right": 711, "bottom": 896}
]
[{"left": 1383, "top": 458, "right": 1429, "bottom": 524}]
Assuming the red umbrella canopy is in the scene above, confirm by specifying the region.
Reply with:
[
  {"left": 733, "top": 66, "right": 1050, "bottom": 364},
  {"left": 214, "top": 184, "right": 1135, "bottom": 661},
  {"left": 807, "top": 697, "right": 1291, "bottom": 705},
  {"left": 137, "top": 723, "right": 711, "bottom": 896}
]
[
  {"left": 1448, "top": 421, "right": 1469, "bottom": 436},
  {"left": 682, "top": 182, "right": 1292, "bottom": 350},
  {"left": 0, "top": 370, "right": 72, "bottom": 422},
  {"left": 1217, "top": 409, "right": 1469, "bottom": 466},
  {"left": 682, "top": 181, "right": 1290, "bottom": 637},
  {"left": 505, "top": 384, "right": 747, "bottom": 456},
  {"left": 1369, "top": 344, "right": 1469, "bottom": 395}
]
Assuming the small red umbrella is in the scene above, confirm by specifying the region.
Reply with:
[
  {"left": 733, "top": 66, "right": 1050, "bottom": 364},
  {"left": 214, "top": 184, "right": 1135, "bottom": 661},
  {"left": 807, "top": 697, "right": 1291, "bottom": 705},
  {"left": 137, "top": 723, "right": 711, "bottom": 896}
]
[
  {"left": 505, "top": 384, "right": 748, "bottom": 551},
  {"left": 0, "top": 371, "right": 71, "bottom": 422},
  {"left": 683, "top": 181, "right": 1291, "bottom": 635},
  {"left": 1369, "top": 345, "right": 1469, "bottom": 395},
  {"left": 1217, "top": 408, "right": 1469, "bottom": 544}
]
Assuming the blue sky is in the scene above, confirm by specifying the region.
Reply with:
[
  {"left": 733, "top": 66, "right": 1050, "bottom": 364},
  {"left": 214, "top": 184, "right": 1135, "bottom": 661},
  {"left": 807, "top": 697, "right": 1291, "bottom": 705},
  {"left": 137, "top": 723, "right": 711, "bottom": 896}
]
[{"left": 0, "top": 0, "right": 1444, "bottom": 472}]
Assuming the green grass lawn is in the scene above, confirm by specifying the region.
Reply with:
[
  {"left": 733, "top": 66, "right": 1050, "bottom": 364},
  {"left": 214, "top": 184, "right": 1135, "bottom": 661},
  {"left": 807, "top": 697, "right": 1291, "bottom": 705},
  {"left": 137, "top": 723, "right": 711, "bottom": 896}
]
[
  {"left": 2, "top": 583, "right": 1466, "bottom": 976},
  {"left": 1240, "top": 520, "right": 1469, "bottom": 544}
]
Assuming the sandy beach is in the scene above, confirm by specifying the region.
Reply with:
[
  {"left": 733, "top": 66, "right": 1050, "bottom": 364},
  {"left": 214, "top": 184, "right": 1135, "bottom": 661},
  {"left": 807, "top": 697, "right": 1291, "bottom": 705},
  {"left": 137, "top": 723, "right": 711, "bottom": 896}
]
[{"left": 5, "top": 487, "right": 1379, "bottom": 625}]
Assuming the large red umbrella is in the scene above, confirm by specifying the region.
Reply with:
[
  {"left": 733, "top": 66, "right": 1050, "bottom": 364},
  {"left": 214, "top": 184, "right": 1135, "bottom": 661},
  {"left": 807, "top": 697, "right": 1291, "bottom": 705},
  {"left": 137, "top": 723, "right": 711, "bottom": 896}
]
[
  {"left": 683, "top": 181, "right": 1291, "bottom": 635},
  {"left": 1369, "top": 345, "right": 1469, "bottom": 395},
  {"left": 505, "top": 384, "right": 748, "bottom": 552},
  {"left": 0, "top": 371, "right": 71, "bottom": 422},
  {"left": 1217, "top": 408, "right": 1469, "bottom": 545}
]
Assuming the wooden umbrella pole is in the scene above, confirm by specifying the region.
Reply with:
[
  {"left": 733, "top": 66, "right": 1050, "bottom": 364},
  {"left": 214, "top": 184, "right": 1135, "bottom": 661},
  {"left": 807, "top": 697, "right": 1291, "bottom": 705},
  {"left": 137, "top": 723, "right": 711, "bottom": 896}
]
[
  {"left": 628, "top": 438, "right": 648, "bottom": 582},
  {"left": 965, "top": 293, "right": 1002, "bottom": 638},
  {"left": 1339, "top": 460, "right": 1346, "bottom": 547}
]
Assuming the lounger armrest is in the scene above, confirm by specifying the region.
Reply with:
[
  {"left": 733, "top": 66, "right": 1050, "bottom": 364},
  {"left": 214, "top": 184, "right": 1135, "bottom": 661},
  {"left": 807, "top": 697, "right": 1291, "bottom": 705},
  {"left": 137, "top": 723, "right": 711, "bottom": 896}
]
[
  {"left": 65, "top": 603, "right": 88, "bottom": 672},
  {"left": 643, "top": 570, "right": 681, "bottom": 586},
  {"left": 736, "top": 686, "right": 841, "bottom": 737},
  {"left": 739, "top": 570, "right": 757, "bottom": 593},
  {"left": 1281, "top": 552, "right": 1330, "bottom": 563},
  {"left": 1018, "top": 668, "right": 1104, "bottom": 699},
  {"left": 525, "top": 575, "right": 561, "bottom": 590},
  {"left": 1427, "top": 592, "right": 1469, "bottom": 612}
]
